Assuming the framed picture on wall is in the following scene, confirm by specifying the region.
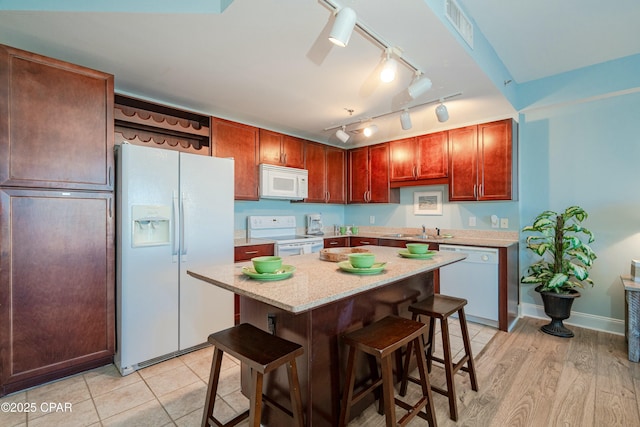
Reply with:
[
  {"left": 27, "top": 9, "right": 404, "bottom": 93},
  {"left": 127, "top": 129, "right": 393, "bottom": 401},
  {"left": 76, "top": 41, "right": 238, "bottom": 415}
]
[{"left": 414, "top": 191, "right": 443, "bottom": 215}]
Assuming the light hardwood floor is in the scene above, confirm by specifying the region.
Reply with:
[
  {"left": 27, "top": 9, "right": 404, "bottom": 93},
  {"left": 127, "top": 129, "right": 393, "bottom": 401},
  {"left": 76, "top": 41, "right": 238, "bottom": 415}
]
[
  {"left": 357, "top": 316, "right": 640, "bottom": 427},
  {"left": 1, "top": 317, "right": 638, "bottom": 426}
]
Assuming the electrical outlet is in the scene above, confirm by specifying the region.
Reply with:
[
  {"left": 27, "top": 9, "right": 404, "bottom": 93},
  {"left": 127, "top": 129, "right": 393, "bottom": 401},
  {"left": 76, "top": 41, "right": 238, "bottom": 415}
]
[
  {"left": 369, "top": 215, "right": 375, "bottom": 224},
  {"left": 500, "top": 218, "right": 509, "bottom": 228},
  {"left": 468, "top": 216, "right": 476, "bottom": 227}
]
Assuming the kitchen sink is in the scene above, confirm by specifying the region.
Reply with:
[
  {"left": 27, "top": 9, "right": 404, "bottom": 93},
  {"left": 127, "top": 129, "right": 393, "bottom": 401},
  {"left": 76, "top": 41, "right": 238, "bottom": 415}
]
[{"left": 382, "top": 233, "right": 431, "bottom": 239}]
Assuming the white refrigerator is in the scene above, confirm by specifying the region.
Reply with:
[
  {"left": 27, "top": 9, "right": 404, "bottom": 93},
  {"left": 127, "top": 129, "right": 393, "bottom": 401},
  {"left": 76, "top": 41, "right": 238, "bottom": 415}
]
[{"left": 115, "top": 143, "right": 234, "bottom": 375}]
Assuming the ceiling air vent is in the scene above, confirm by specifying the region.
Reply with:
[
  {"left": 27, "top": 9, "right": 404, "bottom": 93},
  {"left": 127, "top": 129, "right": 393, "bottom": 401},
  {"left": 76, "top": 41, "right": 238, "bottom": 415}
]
[{"left": 445, "top": 0, "right": 474, "bottom": 48}]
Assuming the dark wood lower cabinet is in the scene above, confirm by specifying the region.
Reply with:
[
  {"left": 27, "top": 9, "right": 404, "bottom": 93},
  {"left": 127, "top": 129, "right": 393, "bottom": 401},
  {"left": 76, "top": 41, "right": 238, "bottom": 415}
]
[
  {"left": 0, "top": 189, "right": 114, "bottom": 396},
  {"left": 233, "top": 243, "right": 275, "bottom": 324}
]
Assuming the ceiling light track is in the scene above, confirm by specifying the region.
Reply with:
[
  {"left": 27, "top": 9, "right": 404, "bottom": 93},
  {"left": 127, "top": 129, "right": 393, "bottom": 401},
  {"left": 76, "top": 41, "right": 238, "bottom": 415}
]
[
  {"left": 322, "top": 0, "right": 422, "bottom": 78},
  {"left": 324, "top": 92, "right": 463, "bottom": 133}
]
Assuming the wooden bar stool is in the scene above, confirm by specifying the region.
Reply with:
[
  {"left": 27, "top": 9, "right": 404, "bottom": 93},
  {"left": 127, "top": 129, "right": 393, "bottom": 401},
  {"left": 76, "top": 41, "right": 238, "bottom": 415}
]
[
  {"left": 201, "top": 323, "right": 305, "bottom": 427},
  {"left": 339, "top": 315, "right": 437, "bottom": 427},
  {"left": 400, "top": 294, "right": 478, "bottom": 421}
]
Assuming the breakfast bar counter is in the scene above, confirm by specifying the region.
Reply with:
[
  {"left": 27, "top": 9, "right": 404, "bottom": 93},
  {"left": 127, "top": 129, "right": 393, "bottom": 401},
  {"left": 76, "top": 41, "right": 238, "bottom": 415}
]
[{"left": 188, "top": 246, "right": 466, "bottom": 426}]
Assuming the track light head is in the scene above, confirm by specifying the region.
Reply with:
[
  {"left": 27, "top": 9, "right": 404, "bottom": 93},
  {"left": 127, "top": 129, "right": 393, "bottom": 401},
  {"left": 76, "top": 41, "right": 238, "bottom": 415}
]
[
  {"left": 363, "top": 124, "right": 378, "bottom": 137},
  {"left": 328, "top": 7, "right": 357, "bottom": 47},
  {"left": 408, "top": 74, "right": 432, "bottom": 99},
  {"left": 435, "top": 102, "right": 449, "bottom": 122},
  {"left": 335, "top": 126, "right": 350, "bottom": 143},
  {"left": 400, "top": 110, "right": 412, "bottom": 130},
  {"left": 380, "top": 54, "right": 398, "bottom": 83}
]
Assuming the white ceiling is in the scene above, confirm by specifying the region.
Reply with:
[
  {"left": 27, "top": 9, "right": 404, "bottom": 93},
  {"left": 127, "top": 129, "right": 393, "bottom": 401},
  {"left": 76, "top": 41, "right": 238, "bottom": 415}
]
[{"left": 0, "top": 0, "right": 638, "bottom": 147}]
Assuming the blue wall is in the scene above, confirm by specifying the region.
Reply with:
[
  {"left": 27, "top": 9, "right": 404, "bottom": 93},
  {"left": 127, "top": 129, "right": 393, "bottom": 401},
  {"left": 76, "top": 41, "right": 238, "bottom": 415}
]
[
  {"left": 234, "top": 185, "right": 520, "bottom": 234},
  {"left": 519, "top": 90, "right": 640, "bottom": 320}
]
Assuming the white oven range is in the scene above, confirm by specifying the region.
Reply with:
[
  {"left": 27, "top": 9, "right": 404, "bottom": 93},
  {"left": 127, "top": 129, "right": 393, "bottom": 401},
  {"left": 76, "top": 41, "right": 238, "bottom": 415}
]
[{"left": 247, "top": 215, "right": 323, "bottom": 256}]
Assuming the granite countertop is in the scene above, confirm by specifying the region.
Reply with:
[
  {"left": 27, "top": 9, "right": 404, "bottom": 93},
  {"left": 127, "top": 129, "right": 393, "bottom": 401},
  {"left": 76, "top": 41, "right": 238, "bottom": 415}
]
[
  {"left": 188, "top": 246, "right": 466, "bottom": 313},
  {"left": 232, "top": 228, "right": 519, "bottom": 248},
  {"left": 324, "top": 231, "right": 518, "bottom": 248}
]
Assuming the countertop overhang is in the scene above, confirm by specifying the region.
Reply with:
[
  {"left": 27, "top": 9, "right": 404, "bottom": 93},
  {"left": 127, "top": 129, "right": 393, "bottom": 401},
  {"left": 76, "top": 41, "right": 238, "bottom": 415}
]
[{"left": 188, "top": 246, "right": 466, "bottom": 314}]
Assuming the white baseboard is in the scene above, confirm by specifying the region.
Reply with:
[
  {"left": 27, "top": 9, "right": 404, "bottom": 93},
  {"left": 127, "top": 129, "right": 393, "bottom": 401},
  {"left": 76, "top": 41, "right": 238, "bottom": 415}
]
[{"left": 520, "top": 302, "right": 625, "bottom": 336}]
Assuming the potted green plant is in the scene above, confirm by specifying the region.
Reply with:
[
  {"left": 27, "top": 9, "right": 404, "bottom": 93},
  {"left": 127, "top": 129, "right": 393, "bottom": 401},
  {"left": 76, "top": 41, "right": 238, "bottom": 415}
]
[{"left": 521, "top": 206, "right": 597, "bottom": 337}]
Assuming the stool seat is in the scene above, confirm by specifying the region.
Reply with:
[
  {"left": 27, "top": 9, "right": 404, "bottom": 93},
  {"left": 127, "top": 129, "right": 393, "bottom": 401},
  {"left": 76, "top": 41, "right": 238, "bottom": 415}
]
[
  {"left": 409, "top": 294, "right": 468, "bottom": 319},
  {"left": 339, "top": 315, "right": 437, "bottom": 427},
  {"left": 400, "top": 294, "right": 478, "bottom": 422},
  {"left": 202, "top": 323, "right": 305, "bottom": 427}
]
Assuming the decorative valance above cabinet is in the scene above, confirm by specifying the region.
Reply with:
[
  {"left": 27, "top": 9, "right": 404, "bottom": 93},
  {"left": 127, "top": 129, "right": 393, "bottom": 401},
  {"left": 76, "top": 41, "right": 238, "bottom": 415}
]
[{"left": 114, "top": 94, "right": 210, "bottom": 154}]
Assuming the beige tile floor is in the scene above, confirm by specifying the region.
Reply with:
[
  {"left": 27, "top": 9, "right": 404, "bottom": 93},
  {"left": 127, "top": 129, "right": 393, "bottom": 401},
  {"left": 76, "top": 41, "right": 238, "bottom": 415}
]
[{"left": 0, "top": 319, "right": 496, "bottom": 427}]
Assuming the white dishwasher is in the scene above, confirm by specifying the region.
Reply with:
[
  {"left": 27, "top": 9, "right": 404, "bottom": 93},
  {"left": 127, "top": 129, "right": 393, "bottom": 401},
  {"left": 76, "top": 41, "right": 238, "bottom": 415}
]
[{"left": 439, "top": 245, "right": 499, "bottom": 328}]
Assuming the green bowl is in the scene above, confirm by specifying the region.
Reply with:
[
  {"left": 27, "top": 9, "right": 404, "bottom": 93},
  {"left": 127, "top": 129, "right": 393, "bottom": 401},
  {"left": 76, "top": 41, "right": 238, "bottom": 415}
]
[
  {"left": 348, "top": 253, "right": 376, "bottom": 268},
  {"left": 406, "top": 243, "right": 429, "bottom": 254},
  {"left": 251, "top": 256, "right": 282, "bottom": 274}
]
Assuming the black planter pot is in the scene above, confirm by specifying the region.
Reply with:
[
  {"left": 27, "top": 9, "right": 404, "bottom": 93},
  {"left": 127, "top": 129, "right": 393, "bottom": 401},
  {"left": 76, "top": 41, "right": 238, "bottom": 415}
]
[{"left": 535, "top": 285, "right": 581, "bottom": 338}]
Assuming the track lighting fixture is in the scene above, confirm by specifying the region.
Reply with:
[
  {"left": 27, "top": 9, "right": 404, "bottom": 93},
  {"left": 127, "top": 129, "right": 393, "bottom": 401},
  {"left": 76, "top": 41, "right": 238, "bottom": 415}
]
[
  {"left": 408, "top": 72, "right": 433, "bottom": 99},
  {"left": 335, "top": 126, "right": 350, "bottom": 143},
  {"left": 435, "top": 100, "right": 449, "bottom": 122},
  {"left": 400, "top": 110, "right": 412, "bottom": 130},
  {"left": 324, "top": 92, "right": 462, "bottom": 140},
  {"left": 363, "top": 124, "right": 378, "bottom": 137},
  {"left": 328, "top": 7, "right": 357, "bottom": 47},
  {"left": 379, "top": 50, "right": 398, "bottom": 83}
]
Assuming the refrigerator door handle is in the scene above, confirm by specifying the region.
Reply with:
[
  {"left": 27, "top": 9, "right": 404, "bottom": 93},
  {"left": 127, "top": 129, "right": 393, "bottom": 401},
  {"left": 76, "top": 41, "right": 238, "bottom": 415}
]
[
  {"left": 172, "top": 191, "right": 179, "bottom": 261},
  {"left": 180, "top": 191, "right": 188, "bottom": 261}
]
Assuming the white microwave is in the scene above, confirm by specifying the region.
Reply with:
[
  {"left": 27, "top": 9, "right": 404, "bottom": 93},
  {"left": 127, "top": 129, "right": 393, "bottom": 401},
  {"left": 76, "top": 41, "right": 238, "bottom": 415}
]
[{"left": 259, "top": 164, "right": 308, "bottom": 200}]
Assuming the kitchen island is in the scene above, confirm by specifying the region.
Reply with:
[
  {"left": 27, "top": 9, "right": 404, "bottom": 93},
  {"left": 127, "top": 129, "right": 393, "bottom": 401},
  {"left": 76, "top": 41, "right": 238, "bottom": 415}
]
[{"left": 188, "top": 246, "right": 466, "bottom": 426}]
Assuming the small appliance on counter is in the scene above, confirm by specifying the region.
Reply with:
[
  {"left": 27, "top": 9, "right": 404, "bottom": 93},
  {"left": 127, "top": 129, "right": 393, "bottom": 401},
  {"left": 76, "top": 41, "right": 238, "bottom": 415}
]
[{"left": 306, "top": 213, "right": 324, "bottom": 235}]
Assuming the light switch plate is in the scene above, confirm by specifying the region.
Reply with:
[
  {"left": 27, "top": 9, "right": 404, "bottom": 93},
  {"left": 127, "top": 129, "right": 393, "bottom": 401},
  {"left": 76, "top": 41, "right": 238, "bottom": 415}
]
[
  {"left": 369, "top": 215, "right": 375, "bottom": 224},
  {"left": 469, "top": 216, "right": 476, "bottom": 226},
  {"left": 500, "top": 218, "right": 509, "bottom": 228}
]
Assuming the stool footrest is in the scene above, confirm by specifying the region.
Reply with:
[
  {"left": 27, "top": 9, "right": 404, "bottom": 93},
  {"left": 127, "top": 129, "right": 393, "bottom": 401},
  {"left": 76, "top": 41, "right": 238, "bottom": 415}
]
[
  {"left": 430, "top": 354, "right": 470, "bottom": 376},
  {"left": 205, "top": 409, "right": 250, "bottom": 427},
  {"left": 350, "top": 377, "right": 384, "bottom": 407},
  {"left": 395, "top": 396, "right": 430, "bottom": 427}
]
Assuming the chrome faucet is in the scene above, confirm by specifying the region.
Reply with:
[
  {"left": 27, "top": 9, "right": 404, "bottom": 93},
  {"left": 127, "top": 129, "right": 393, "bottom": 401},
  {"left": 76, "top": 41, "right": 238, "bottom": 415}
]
[{"left": 421, "top": 225, "right": 427, "bottom": 239}]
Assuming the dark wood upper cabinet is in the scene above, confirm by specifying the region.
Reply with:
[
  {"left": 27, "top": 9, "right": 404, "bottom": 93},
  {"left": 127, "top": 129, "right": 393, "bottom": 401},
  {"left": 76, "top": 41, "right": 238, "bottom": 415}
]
[
  {"left": 348, "top": 143, "right": 399, "bottom": 204},
  {"left": 305, "top": 142, "right": 346, "bottom": 204},
  {"left": 390, "top": 132, "right": 448, "bottom": 187},
  {"left": 259, "top": 129, "right": 304, "bottom": 168},
  {"left": 326, "top": 146, "right": 346, "bottom": 204},
  {"left": 0, "top": 44, "right": 114, "bottom": 191},
  {"left": 448, "top": 125, "right": 478, "bottom": 201},
  {"left": 448, "top": 119, "right": 517, "bottom": 201},
  {"left": 212, "top": 118, "right": 260, "bottom": 201},
  {"left": 416, "top": 132, "right": 448, "bottom": 179}
]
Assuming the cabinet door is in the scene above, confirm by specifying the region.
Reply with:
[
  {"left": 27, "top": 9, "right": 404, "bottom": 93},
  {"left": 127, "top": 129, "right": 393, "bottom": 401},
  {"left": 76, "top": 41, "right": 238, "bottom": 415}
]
[
  {"left": 416, "top": 132, "right": 448, "bottom": 179},
  {"left": 478, "top": 120, "right": 514, "bottom": 201},
  {"left": 350, "top": 237, "right": 379, "bottom": 246},
  {"left": 448, "top": 125, "right": 478, "bottom": 201},
  {"left": 369, "top": 143, "right": 391, "bottom": 203},
  {"left": 259, "top": 129, "right": 283, "bottom": 165},
  {"left": 304, "top": 142, "right": 327, "bottom": 203},
  {"left": 281, "top": 135, "right": 305, "bottom": 168},
  {"left": 326, "top": 146, "right": 346, "bottom": 204},
  {"left": 0, "top": 189, "right": 114, "bottom": 394},
  {"left": 234, "top": 244, "right": 275, "bottom": 262},
  {"left": 324, "top": 237, "right": 348, "bottom": 248},
  {"left": 212, "top": 118, "right": 259, "bottom": 201},
  {"left": 389, "top": 137, "right": 417, "bottom": 181},
  {"left": 348, "top": 147, "right": 369, "bottom": 203},
  {"left": 0, "top": 44, "right": 114, "bottom": 191}
]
